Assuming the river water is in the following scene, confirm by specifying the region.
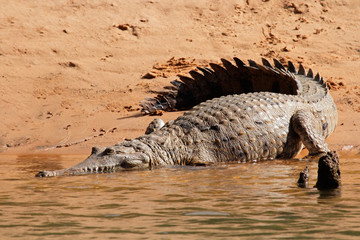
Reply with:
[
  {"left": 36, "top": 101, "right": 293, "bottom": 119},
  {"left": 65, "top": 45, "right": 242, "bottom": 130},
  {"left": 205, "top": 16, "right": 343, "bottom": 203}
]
[{"left": 0, "top": 154, "right": 360, "bottom": 239}]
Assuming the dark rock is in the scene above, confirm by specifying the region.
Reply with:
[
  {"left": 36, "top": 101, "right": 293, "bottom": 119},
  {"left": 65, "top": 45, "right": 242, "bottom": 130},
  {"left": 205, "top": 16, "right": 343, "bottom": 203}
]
[
  {"left": 297, "top": 166, "right": 309, "bottom": 188},
  {"left": 315, "top": 151, "right": 341, "bottom": 190}
]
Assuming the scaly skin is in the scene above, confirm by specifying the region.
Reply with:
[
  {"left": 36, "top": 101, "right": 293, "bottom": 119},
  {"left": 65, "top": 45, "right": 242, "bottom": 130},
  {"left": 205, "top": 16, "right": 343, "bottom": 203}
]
[{"left": 36, "top": 58, "right": 338, "bottom": 181}]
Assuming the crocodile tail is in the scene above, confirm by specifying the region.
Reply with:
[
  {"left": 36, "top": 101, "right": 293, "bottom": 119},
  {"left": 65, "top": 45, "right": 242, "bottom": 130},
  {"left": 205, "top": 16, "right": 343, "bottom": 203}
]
[
  {"left": 288, "top": 61, "right": 329, "bottom": 97},
  {"left": 140, "top": 57, "right": 300, "bottom": 114}
]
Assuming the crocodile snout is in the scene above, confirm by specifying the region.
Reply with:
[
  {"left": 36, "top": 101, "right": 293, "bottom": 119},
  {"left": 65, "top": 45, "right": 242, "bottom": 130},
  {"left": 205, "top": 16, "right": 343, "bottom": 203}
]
[
  {"left": 35, "top": 171, "right": 56, "bottom": 177},
  {"left": 35, "top": 171, "right": 46, "bottom": 177}
]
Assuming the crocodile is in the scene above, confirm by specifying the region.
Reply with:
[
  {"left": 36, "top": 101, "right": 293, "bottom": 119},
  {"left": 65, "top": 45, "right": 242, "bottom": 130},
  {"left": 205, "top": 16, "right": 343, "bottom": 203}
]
[{"left": 36, "top": 57, "right": 340, "bottom": 188}]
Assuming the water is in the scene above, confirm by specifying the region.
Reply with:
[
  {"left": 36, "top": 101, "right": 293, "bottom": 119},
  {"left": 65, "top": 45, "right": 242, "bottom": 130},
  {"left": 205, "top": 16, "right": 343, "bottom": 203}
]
[{"left": 1, "top": 154, "right": 360, "bottom": 239}]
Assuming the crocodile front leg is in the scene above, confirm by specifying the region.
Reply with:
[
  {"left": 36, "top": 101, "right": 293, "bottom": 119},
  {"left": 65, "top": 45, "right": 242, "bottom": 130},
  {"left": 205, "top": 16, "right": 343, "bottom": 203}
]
[
  {"left": 291, "top": 110, "right": 340, "bottom": 189},
  {"left": 292, "top": 110, "right": 329, "bottom": 157}
]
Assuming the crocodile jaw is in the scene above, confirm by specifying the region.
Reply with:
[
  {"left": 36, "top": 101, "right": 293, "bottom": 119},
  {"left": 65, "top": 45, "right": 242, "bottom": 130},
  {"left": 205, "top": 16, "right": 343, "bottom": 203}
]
[{"left": 35, "top": 146, "right": 150, "bottom": 177}]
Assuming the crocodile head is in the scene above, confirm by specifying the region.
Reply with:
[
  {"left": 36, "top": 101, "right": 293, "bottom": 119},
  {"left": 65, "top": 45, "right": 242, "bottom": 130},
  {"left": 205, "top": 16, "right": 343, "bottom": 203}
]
[{"left": 35, "top": 145, "right": 151, "bottom": 177}]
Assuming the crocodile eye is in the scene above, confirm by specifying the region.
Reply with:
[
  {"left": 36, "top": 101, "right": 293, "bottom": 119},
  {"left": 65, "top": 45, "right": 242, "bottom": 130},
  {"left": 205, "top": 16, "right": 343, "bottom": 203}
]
[
  {"left": 91, "top": 146, "right": 101, "bottom": 155},
  {"left": 104, "top": 148, "right": 115, "bottom": 155}
]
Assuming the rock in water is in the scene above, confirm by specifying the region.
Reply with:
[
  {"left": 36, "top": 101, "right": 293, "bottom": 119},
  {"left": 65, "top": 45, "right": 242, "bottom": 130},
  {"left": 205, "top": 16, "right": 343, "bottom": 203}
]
[
  {"left": 297, "top": 166, "right": 309, "bottom": 188},
  {"left": 315, "top": 151, "right": 341, "bottom": 190}
]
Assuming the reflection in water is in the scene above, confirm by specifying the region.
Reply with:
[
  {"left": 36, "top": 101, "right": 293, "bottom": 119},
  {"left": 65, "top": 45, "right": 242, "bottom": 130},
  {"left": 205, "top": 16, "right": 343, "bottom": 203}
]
[
  {"left": 0, "top": 154, "right": 360, "bottom": 239},
  {"left": 16, "top": 154, "right": 66, "bottom": 173},
  {"left": 318, "top": 188, "right": 342, "bottom": 199}
]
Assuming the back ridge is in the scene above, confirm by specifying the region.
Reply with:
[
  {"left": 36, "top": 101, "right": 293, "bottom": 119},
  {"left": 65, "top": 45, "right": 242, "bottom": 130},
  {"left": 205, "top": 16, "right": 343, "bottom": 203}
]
[{"left": 140, "top": 57, "right": 329, "bottom": 115}]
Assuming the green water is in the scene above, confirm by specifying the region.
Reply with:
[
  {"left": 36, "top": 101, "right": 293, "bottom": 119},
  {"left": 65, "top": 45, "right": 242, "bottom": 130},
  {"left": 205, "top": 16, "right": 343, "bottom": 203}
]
[{"left": 0, "top": 154, "right": 360, "bottom": 239}]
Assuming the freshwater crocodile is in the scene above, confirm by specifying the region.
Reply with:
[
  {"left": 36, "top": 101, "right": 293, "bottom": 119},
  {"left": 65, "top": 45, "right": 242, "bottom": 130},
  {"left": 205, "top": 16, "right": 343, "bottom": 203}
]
[{"left": 36, "top": 57, "right": 340, "bottom": 188}]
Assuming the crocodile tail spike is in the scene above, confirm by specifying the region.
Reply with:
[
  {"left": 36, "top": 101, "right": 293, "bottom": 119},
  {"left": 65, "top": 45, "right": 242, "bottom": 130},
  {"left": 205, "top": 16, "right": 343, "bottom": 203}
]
[
  {"left": 163, "top": 85, "right": 177, "bottom": 91},
  {"left": 321, "top": 77, "right": 326, "bottom": 85},
  {"left": 221, "top": 58, "right": 237, "bottom": 72},
  {"left": 197, "top": 66, "right": 211, "bottom": 75},
  {"left": 298, "top": 64, "right": 306, "bottom": 75},
  {"left": 140, "top": 58, "right": 300, "bottom": 114},
  {"left": 209, "top": 63, "right": 231, "bottom": 85},
  {"left": 273, "top": 59, "right": 285, "bottom": 70},
  {"left": 171, "top": 80, "right": 183, "bottom": 88},
  {"left": 307, "top": 68, "right": 314, "bottom": 78},
  {"left": 233, "top": 57, "right": 245, "bottom": 67},
  {"left": 287, "top": 61, "right": 297, "bottom": 73},
  {"left": 248, "top": 59, "right": 258, "bottom": 68},
  {"left": 261, "top": 58, "right": 273, "bottom": 68},
  {"left": 322, "top": 77, "right": 329, "bottom": 93},
  {"left": 314, "top": 73, "right": 320, "bottom": 81},
  {"left": 196, "top": 67, "right": 215, "bottom": 83}
]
